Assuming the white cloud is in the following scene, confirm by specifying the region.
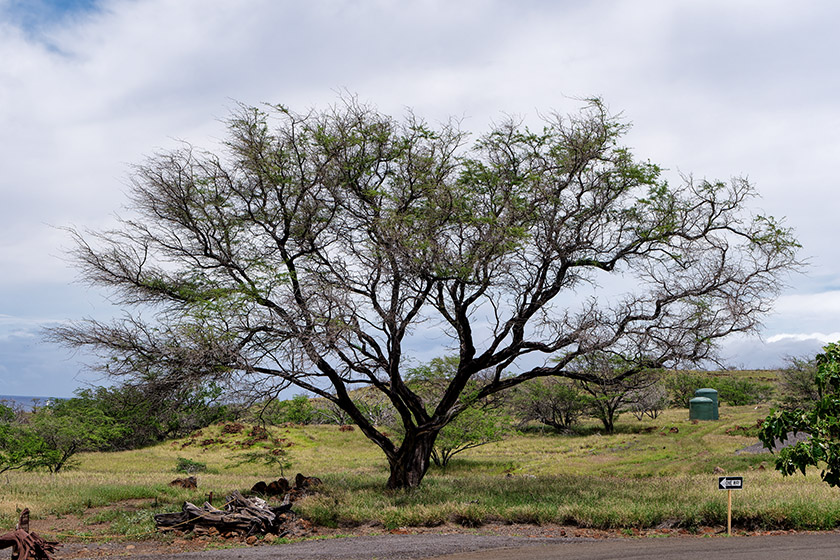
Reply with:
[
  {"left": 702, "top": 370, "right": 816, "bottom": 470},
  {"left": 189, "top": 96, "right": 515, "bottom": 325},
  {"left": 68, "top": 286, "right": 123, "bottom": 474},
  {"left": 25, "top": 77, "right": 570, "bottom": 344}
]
[{"left": 767, "top": 332, "right": 840, "bottom": 345}]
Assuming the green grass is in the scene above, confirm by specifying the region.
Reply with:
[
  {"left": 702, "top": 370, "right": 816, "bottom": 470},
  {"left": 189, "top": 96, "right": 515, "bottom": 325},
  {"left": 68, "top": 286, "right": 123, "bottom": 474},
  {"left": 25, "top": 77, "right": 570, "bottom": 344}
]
[{"left": 4, "top": 402, "right": 840, "bottom": 535}]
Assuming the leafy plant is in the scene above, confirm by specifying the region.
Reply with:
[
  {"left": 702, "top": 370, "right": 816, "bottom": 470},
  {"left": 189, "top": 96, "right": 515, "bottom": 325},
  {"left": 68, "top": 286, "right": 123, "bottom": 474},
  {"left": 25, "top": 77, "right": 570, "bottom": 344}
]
[
  {"left": 28, "top": 398, "right": 126, "bottom": 473},
  {"left": 760, "top": 341, "right": 840, "bottom": 486}
]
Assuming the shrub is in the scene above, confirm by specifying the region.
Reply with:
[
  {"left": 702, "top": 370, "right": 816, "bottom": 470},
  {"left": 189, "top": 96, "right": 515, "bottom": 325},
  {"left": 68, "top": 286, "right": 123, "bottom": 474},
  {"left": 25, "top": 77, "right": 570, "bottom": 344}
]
[
  {"left": 714, "top": 377, "right": 774, "bottom": 406},
  {"left": 175, "top": 457, "right": 207, "bottom": 474},
  {"left": 512, "top": 378, "right": 588, "bottom": 432},
  {"left": 665, "top": 370, "right": 773, "bottom": 407}
]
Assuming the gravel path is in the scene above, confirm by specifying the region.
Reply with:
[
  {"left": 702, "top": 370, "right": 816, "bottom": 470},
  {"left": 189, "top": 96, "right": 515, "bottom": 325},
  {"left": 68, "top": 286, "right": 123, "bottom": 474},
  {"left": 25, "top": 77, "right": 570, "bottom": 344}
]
[{"left": 736, "top": 431, "right": 810, "bottom": 454}]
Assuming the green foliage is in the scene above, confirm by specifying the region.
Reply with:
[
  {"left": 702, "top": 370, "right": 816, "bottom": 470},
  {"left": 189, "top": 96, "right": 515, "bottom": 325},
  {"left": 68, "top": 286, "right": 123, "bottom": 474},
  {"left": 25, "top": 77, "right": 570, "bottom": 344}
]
[
  {"left": 258, "top": 394, "right": 316, "bottom": 425},
  {"left": 666, "top": 371, "right": 773, "bottom": 407},
  {"left": 714, "top": 376, "right": 774, "bottom": 406},
  {"left": 760, "top": 342, "right": 840, "bottom": 486},
  {"left": 175, "top": 457, "right": 207, "bottom": 474},
  {"left": 513, "top": 378, "right": 588, "bottom": 432},
  {"left": 665, "top": 371, "right": 714, "bottom": 407},
  {"left": 0, "top": 423, "right": 49, "bottom": 473},
  {"left": 72, "top": 382, "right": 237, "bottom": 450},
  {"left": 29, "top": 398, "right": 127, "bottom": 472},
  {"left": 431, "top": 407, "right": 509, "bottom": 468},
  {"left": 1, "top": 397, "right": 127, "bottom": 474},
  {"left": 0, "top": 403, "right": 15, "bottom": 423}
]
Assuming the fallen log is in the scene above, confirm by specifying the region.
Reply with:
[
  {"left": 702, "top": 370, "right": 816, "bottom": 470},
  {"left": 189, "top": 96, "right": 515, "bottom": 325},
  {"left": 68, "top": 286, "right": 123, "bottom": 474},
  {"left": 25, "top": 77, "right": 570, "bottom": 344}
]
[{"left": 0, "top": 510, "right": 60, "bottom": 560}]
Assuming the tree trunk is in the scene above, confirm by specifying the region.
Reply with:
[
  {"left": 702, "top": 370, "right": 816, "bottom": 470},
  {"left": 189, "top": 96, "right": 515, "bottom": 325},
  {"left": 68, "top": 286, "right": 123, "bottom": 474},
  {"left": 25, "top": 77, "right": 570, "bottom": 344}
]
[{"left": 386, "top": 430, "right": 437, "bottom": 489}]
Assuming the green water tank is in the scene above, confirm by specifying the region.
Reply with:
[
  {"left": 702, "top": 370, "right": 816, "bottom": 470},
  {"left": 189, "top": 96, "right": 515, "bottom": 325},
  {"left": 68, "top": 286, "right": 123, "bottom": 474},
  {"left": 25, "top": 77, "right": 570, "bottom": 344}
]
[
  {"left": 694, "top": 388, "right": 719, "bottom": 420},
  {"left": 689, "top": 397, "right": 716, "bottom": 421}
]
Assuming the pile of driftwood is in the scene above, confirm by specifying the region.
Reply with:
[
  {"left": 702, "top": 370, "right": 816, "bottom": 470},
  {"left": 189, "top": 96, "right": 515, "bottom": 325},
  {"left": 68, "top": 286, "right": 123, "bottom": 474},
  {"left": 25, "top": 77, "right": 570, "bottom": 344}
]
[
  {"left": 0, "top": 509, "right": 59, "bottom": 560},
  {"left": 155, "top": 491, "right": 292, "bottom": 537},
  {"left": 154, "top": 474, "right": 321, "bottom": 538}
]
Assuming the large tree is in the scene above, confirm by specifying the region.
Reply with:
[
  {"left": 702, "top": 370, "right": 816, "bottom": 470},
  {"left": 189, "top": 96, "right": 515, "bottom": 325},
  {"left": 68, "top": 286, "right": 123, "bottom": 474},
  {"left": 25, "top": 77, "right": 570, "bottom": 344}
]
[{"left": 50, "top": 98, "right": 799, "bottom": 488}]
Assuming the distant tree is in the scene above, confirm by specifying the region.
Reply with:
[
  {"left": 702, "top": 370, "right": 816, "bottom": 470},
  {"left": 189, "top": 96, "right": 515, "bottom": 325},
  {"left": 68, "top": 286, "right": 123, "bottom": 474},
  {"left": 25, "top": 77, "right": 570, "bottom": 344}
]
[
  {"left": 513, "top": 378, "right": 588, "bottom": 432},
  {"left": 760, "top": 342, "right": 840, "bottom": 486},
  {"left": 574, "top": 354, "right": 662, "bottom": 434},
  {"left": 283, "top": 395, "right": 316, "bottom": 424},
  {"left": 627, "top": 382, "right": 669, "bottom": 420},
  {"left": 256, "top": 394, "right": 315, "bottom": 425},
  {"left": 49, "top": 98, "right": 801, "bottom": 488},
  {"left": 664, "top": 371, "right": 714, "bottom": 408},
  {"left": 73, "top": 381, "right": 235, "bottom": 449},
  {"left": 713, "top": 376, "right": 774, "bottom": 406},
  {"left": 29, "top": 398, "right": 126, "bottom": 472},
  {"left": 777, "top": 356, "right": 820, "bottom": 411},
  {"left": 0, "top": 407, "right": 47, "bottom": 474},
  {"left": 0, "top": 403, "right": 14, "bottom": 424}
]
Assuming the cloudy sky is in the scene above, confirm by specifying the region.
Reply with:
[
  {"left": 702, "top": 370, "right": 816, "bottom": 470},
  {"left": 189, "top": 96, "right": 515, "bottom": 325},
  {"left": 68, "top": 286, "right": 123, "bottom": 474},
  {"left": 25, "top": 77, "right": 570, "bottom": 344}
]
[{"left": 1, "top": 0, "right": 838, "bottom": 397}]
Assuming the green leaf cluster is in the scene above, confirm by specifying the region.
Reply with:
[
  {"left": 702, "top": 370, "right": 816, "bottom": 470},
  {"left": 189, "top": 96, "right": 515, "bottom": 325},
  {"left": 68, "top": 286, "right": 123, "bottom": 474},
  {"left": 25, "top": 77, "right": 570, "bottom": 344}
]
[{"left": 760, "top": 342, "right": 840, "bottom": 486}]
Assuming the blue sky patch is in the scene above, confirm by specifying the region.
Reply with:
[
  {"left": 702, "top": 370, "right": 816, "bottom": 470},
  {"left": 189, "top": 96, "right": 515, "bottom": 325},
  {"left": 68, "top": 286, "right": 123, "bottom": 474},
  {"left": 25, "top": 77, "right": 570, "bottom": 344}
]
[{"left": 4, "top": 0, "right": 101, "bottom": 33}]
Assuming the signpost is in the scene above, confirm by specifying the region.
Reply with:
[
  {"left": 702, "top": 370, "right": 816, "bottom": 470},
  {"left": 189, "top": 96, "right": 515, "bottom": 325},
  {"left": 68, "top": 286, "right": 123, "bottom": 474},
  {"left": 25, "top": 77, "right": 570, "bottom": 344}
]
[{"left": 718, "top": 477, "right": 743, "bottom": 535}]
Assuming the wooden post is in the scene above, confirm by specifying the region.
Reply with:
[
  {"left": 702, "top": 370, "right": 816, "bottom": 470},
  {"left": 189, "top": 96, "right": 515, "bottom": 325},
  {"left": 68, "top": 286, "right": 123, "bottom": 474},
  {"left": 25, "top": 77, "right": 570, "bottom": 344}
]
[{"left": 727, "top": 489, "right": 732, "bottom": 535}]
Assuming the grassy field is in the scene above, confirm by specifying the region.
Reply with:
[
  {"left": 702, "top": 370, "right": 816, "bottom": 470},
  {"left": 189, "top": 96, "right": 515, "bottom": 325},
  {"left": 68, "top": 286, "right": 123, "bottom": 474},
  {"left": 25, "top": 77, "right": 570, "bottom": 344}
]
[{"left": 3, "top": 398, "right": 840, "bottom": 538}]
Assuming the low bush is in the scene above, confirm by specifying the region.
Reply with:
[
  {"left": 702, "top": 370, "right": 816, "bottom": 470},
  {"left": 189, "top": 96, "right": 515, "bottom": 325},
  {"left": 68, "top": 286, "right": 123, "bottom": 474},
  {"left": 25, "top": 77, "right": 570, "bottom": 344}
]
[{"left": 175, "top": 457, "right": 207, "bottom": 474}]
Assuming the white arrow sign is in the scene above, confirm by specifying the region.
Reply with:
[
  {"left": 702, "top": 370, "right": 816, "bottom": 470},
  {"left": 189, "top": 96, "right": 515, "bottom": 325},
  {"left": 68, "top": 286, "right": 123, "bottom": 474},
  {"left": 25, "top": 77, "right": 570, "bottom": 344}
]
[{"left": 718, "top": 476, "right": 743, "bottom": 490}]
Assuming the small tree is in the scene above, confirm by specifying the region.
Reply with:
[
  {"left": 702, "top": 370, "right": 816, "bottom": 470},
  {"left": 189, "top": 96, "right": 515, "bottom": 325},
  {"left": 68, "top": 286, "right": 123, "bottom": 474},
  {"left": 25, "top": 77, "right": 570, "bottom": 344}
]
[
  {"left": 0, "top": 421, "right": 48, "bottom": 474},
  {"left": 664, "top": 371, "right": 714, "bottom": 408},
  {"left": 513, "top": 378, "right": 588, "bottom": 432},
  {"left": 627, "top": 383, "right": 669, "bottom": 420},
  {"left": 431, "top": 407, "right": 508, "bottom": 468},
  {"left": 29, "top": 399, "right": 125, "bottom": 472},
  {"left": 405, "top": 357, "right": 507, "bottom": 467},
  {"left": 574, "top": 354, "right": 662, "bottom": 434},
  {"left": 258, "top": 394, "right": 315, "bottom": 425},
  {"left": 760, "top": 342, "right": 840, "bottom": 486},
  {"left": 777, "top": 356, "right": 820, "bottom": 411}
]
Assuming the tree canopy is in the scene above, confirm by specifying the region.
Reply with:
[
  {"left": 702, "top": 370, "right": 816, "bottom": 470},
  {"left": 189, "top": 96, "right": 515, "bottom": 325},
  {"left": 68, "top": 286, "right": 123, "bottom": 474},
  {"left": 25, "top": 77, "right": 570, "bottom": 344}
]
[{"left": 50, "top": 97, "right": 800, "bottom": 488}]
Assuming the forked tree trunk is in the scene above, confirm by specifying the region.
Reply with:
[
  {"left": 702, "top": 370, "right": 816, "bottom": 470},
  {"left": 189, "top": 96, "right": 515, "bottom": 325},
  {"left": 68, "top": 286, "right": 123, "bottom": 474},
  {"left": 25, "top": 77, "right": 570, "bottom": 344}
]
[{"left": 386, "top": 430, "right": 438, "bottom": 489}]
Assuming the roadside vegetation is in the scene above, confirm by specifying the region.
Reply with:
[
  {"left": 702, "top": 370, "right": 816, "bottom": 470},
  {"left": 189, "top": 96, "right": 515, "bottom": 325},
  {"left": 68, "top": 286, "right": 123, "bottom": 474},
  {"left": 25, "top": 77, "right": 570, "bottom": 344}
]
[{"left": 2, "top": 361, "right": 839, "bottom": 538}]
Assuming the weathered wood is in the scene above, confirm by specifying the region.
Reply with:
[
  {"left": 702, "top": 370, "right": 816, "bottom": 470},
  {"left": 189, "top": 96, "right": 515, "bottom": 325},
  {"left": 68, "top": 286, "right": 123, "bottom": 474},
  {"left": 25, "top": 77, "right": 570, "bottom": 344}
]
[
  {"left": 154, "top": 490, "right": 293, "bottom": 536},
  {"left": 0, "top": 529, "right": 59, "bottom": 560},
  {"left": 16, "top": 509, "right": 29, "bottom": 533},
  {"left": 0, "top": 509, "right": 59, "bottom": 560}
]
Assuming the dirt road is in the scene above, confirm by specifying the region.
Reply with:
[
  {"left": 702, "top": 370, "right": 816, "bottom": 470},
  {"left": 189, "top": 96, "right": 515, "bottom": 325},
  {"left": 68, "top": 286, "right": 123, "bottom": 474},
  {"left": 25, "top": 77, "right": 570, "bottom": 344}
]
[{"left": 103, "top": 532, "right": 840, "bottom": 560}]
